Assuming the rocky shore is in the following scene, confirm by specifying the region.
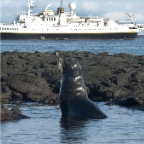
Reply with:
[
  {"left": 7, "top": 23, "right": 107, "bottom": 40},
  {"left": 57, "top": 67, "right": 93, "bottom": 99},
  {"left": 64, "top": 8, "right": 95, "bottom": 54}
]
[
  {"left": 1, "top": 104, "right": 29, "bottom": 121},
  {"left": 1, "top": 51, "right": 144, "bottom": 120}
]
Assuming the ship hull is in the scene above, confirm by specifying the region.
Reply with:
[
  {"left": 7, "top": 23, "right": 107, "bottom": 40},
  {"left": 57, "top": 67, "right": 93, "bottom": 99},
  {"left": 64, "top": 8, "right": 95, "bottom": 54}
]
[{"left": 0, "top": 32, "right": 138, "bottom": 40}]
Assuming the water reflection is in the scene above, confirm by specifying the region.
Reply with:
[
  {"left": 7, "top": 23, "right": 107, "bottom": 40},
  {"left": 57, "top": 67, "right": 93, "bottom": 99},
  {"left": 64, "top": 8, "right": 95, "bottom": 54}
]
[{"left": 60, "top": 118, "right": 88, "bottom": 144}]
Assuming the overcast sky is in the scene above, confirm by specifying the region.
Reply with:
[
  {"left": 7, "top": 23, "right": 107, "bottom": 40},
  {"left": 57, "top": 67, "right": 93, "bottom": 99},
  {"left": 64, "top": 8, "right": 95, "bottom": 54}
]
[{"left": 0, "top": 0, "right": 144, "bottom": 23}]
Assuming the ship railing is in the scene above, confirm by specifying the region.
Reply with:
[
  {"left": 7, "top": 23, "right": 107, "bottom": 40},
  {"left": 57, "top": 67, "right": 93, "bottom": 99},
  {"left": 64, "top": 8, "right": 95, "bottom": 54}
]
[
  {"left": 0, "top": 23, "right": 12, "bottom": 26},
  {"left": 80, "top": 16, "right": 102, "bottom": 19},
  {"left": 53, "top": 25, "right": 68, "bottom": 27},
  {"left": 117, "top": 21, "right": 134, "bottom": 25},
  {"left": 65, "top": 12, "right": 76, "bottom": 16}
]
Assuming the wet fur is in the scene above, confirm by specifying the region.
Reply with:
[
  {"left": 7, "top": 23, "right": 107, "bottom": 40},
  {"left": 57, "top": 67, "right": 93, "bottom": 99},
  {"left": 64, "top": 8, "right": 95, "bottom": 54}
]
[{"left": 58, "top": 57, "right": 107, "bottom": 119}]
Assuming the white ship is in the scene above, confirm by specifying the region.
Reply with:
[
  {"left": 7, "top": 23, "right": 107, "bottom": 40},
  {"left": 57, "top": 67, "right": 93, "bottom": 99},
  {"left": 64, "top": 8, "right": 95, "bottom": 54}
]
[{"left": 0, "top": 0, "right": 140, "bottom": 40}]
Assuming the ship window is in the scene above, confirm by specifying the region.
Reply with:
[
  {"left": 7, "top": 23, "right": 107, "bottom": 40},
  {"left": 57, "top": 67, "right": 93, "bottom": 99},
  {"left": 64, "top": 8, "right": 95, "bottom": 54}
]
[
  {"left": 54, "top": 18, "right": 56, "bottom": 21},
  {"left": 2, "top": 28, "right": 4, "bottom": 30},
  {"left": 7, "top": 28, "right": 9, "bottom": 30},
  {"left": 12, "top": 28, "right": 14, "bottom": 30},
  {"left": 0, "top": 27, "right": 1, "bottom": 30},
  {"left": 5, "top": 28, "right": 6, "bottom": 30}
]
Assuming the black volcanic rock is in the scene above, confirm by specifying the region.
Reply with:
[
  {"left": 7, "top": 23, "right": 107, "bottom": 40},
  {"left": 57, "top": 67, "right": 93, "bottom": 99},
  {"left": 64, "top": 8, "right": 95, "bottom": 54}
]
[
  {"left": 8, "top": 74, "right": 53, "bottom": 102},
  {"left": 1, "top": 51, "right": 144, "bottom": 110},
  {"left": 1, "top": 104, "right": 29, "bottom": 121}
]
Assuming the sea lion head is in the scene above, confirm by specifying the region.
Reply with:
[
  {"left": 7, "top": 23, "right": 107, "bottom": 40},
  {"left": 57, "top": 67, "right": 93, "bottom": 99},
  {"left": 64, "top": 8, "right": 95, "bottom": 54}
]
[
  {"left": 60, "top": 58, "right": 82, "bottom": 79},
  {"left": 55, "top": 52, "right": 82, "bottom": 78},
  {"left": 59, "top": 58, "right": 87, "bottom": 97},
  {"left": 55, "top": 52, "right": 87, "bottom": 98}
]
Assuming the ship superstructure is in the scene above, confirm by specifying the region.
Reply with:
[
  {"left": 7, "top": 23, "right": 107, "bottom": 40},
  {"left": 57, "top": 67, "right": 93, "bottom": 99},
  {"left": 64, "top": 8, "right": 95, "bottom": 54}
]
[{"left": 0, "top": 0, "right": 140, "bottom": 39}]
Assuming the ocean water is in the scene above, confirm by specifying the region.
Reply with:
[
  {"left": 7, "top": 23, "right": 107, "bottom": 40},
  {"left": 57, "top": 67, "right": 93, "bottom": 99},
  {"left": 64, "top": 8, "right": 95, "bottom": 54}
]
[
  {"left": 0, "top": 38, "right": 144, "bottom": 55},
  {"left": 1, "top": 38, "right": 144, "bottom": 144},
  {"left": 1, "top": 103, "right": 144, "bottom": 144}
]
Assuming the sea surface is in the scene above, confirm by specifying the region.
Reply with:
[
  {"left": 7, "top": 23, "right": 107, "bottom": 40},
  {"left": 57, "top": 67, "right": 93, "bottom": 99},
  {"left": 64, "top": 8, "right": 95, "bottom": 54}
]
[
  {"left": 1, "top": 103, "right": 144, "bottom": 144},
  {"left": 0, "top": 38, "right": 144, "bottom": 55},
  {"left": 1, "top": 38, "right": 144, "bottom": 144}
]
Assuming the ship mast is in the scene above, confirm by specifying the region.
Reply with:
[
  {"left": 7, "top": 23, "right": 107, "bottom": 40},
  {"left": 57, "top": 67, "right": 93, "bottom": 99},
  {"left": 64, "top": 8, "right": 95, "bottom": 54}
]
[
  {"left": 57, "top": 0, "right": 65, "bottom": 14},
  {"left": 60, "top": 0, "right": 63, "bottom": 8},
  {"left": 27, "top": 0, "right": 35, "bottom": 17}
]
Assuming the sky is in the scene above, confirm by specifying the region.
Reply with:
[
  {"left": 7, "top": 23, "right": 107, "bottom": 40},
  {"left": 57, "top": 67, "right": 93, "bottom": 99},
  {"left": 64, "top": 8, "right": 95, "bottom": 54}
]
[{"left": 0, "top": 0, "right": 144, "bottom": 24}]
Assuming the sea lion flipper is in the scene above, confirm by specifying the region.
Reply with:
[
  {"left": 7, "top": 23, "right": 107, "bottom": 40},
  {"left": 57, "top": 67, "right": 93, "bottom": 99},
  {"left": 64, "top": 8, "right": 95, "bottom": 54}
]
[{"left": 69, "top": 97, "right": 107, "bottom": 119}]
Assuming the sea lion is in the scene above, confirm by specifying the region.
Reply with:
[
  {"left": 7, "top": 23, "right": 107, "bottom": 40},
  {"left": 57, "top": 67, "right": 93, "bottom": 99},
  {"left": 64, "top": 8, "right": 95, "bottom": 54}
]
[{"left": 58, "top": 57, "right": 107, "bottom": 119}]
